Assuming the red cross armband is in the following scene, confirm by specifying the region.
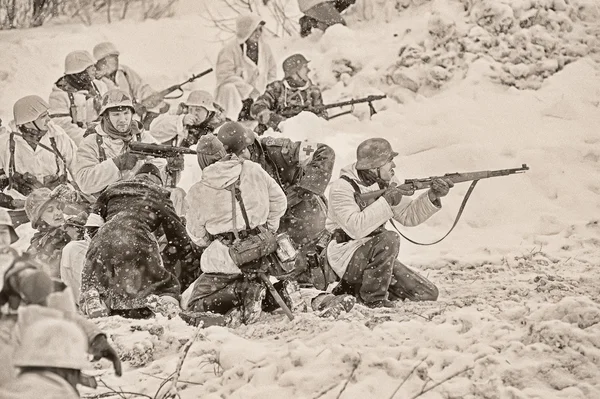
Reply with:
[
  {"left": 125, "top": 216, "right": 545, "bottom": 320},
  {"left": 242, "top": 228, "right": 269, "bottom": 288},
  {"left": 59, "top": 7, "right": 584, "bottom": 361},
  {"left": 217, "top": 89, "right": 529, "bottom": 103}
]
[{"left": 298, "top": 141, "right": 318, "bottom": 167}]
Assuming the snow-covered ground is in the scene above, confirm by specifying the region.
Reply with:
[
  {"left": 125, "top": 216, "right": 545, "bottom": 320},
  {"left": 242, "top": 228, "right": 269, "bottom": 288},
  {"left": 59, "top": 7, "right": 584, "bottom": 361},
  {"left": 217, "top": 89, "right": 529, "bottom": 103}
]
[{"left": 1, "top": 0, "right": 600, "bottom": 397}]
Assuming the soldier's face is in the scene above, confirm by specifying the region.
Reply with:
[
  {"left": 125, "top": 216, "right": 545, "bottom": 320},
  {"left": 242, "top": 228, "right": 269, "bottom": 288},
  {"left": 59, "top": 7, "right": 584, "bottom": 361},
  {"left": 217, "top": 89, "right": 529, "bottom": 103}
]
[
  {"left": 297, "top": 64, "right": 310, "bottom": 81},
  {"left": 188, "top": 106, "right": 209, "bottom": 122},
  {"left": 25, "top": 111, "right": 50, "bottom": 132},
  {"left": 378, "top": 159, "right": 396, "bottom": 182},
  {"left": 247, "top": 24, "right": 263, "bottom": 43},
  {"left": 40, "top": 200, "right": 65, "bottom": 227},
  {"left": 85, "top": 65, "right": 97, "bottom": 81},
  {"left": 108, "top": 109, "right": 133, "bottom": 132},
  {"left": 95, "top": 55, "right": 118, "bottom": 77},
  {"left": 0, "top": 226, "right": 12, "bottom": 247}
]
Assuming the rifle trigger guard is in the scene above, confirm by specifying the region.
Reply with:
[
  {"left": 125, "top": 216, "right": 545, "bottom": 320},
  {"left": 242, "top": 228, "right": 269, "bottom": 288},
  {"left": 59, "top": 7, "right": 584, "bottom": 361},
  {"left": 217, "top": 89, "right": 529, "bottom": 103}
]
[{"left": 164, "top": 88, "right": 184, "bottom": 100}]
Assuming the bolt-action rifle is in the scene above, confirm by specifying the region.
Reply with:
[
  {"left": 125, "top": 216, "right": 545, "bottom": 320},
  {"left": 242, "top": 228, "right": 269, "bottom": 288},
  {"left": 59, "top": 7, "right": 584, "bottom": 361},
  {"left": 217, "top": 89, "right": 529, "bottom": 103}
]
[
  {"left": 139, "top": 68, "right": 214, "bottom": 108},
  {"left": 356, "top": 164, "right": 529, "bottom": 209}
]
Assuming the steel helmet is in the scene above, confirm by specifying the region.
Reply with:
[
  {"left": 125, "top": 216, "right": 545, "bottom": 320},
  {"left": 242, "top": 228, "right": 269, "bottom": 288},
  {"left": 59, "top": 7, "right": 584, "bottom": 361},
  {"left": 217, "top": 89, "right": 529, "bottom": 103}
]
[
  {"left": 355, "top": 138, "right": 399, "bottom": 170},
  {"left": 0, "top": 208, "right": 19, "bottom": 244},
  {"left": 25, "top": 188, "right": 57, "bottom": 229},
  {"left": 185, "top": 90, "right": 217, "bottom": 112},
  {"left": 216, "top": 122, "right": 256, "bottom": 155},
  {"left": 98, "top": 89, "right": 135, "bottom": 116},
  {"left": 93, "top": 41, "right": 120, "bottom": 62},
  {"left": 12, "top": 317, "right": 89, "bottom": 370},
  {"left": 13, "top": 95, "right": 49, "bottom": 126},
  {"left": 283, "top": 54, "right": 310, "bottom": 77},
  {"left": 64, "top": 50, "right": 95, "bottom": 75}
]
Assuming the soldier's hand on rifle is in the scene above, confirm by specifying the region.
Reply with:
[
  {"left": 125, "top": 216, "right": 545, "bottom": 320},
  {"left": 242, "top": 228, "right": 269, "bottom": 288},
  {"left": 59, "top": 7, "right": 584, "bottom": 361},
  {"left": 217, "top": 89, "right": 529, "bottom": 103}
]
[
  {"left": 382, "top": 186, "right": 405, "bottom": 207},
  {"left": 112, "top": 153, "right": 139, "bottom": 171},
  {"left": 428, "top": 178, "right": 454, "bottom": 202},
  {"left": 167, "top": 154, "right": 185, "bottom": 172},
  {"left": 89, "top": 334, "right": 123, "bottom": 377},
  {"left": 183, "top": 114, "right": 201, "bottom": 126},
  {"left": 141, "top": 92, "right": 164, "bottom": 109}
]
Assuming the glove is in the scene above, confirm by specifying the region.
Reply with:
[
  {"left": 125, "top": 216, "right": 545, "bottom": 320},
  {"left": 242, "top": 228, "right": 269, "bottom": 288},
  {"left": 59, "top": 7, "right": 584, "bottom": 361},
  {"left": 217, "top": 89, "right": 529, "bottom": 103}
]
[
  {"left": 428, "top": 178, "right": 454, "bottom": 201},
  {"left": 112, "top": 153, "right": 139, "bottom": 171},
  {"left": 183, "top": 114, "right": 201, "bottom": 126},
  {"left": 90, "top": 334, "right": 123, "bottom": 377},
  {"left": 382, "top": 186, "right": 404, "bottom": 207},
  {"left": 166, "top": 154, "right": 185, "bottom": 172},
  {"left": 12, "top": 172, "right": 43, "bottom": 196},
  {"left": 267, "top": 113, "right": 285, "bottom": 131},
  {"left": 51, "top": 184, "right": 78, "bottom": 203}
]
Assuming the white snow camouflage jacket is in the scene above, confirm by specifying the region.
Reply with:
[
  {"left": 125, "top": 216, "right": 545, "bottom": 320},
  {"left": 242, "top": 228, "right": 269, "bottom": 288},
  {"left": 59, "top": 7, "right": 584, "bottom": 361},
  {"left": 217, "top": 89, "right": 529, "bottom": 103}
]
[
  {"left": 325, "top": 163, "right": 440, "bottom": 278},
  {"left": 73, "top": 123, "right": 166, "bottom": 195},
  {"left": 186, "top": 156, "right": 286, "bottom": 274}
]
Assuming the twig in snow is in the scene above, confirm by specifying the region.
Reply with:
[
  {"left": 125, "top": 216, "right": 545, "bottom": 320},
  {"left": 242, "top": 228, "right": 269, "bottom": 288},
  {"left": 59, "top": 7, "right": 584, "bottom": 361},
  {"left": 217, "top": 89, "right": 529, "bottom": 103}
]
[
  {"left": 388, "top": 357, "right": 428, "bottom": 399},
  {"left": 409, "top": 367, "right": 474, "bottom": 399},
  {"left": 87, "top": 379, "right": 152, "bottom": 399},
  {"left": 139, "top": 372, "right": 204, "bottom": 386},
  {"left": 335, "top": 355, "right": 361, "bottom": 399},
  {"left": 155, "top": 328, "right": 204, "bottom": 399}
]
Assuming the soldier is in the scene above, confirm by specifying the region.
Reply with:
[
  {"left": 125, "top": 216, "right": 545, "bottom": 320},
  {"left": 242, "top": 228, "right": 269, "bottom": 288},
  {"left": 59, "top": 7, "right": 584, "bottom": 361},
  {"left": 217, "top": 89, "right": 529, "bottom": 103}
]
[
  {"left": 73, "top": 89, "right": 168, "bottom": 196},
  {"left": 0, "top": 317, "right": 94, "bottom": 398},
  {"left": 93, "top": 41, "right": 168, "bottom": 129},
  {"left": 298, "top": 0, "right": 357, "bottom": 37},
  {"left": 214, "top": 14, "right": 277, "bottom": 121},
  {"left": 184, "top": 122, "right": 289, "bottom": 324},
  {"left": 243, "top": 135, "right": 334, "bottom": 288},
  {"left": 49, "top": 50, "right": 108, "bottom": 146},
  {"left": 149, "top": 90, "right": 228, "bottom": 147},
  {"left": 0, "top": 96, "right": 78, "bottom": 216},
  {"left": 0, "top": 227, "right": 121, "bottom": 386},
  {"left": 251, "top": 53, "right": 327, "bottom": 133},
  {"left": 24, "top": 188, "right": 74, "bottom": 279},
  {"left": 325, "top": 138, "right": 450, "bottom": 308},
  {"left": 80, "top": 164, "right": 193, "bottom": 319}
]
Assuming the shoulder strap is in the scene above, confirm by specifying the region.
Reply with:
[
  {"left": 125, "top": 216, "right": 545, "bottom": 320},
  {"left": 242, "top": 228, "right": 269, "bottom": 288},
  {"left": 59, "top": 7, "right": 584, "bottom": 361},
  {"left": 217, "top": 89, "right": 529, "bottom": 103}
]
[
  {"left": 67, "top": 92, "right": 82, "bottom": 128},
  {"left": 227, "top": 179, "right": 252, "bottom": 241},
  {"left": 8, "top": 133, "right": 15, "bottom": 189},
  {"left": 95, "top": 134, "right": 107, "bottom": 162},
  {"left": 48, "top": 137, "right": 67, "bottom": 180},
  {"left": 340, "top": 175, "right": 361, "bottom": 194}
]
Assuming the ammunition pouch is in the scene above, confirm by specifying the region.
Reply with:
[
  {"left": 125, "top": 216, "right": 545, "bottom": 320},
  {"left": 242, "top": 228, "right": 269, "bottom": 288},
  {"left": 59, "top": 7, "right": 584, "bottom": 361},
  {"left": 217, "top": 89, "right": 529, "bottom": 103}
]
[
  {"left": 307, "top": 248, "right": 339, "bottom": 291},
  {"left": 228, "top": 225, "right": 277, "bottom": 267},
  {"left": 11, "top": 172, "right": 43, "bottom": 196}
]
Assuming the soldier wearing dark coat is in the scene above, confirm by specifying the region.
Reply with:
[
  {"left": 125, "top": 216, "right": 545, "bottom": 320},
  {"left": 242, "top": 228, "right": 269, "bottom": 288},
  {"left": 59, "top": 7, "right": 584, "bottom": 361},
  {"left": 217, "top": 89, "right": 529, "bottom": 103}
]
[
  {"left": 80, "top": 164, "right": 191, "bottom": 318},
  {"left": 250, "top": 54, "right": 327, "bottom": 133},
  {"left": 246, "top": 135, "right": 334, "bottom": 286}
]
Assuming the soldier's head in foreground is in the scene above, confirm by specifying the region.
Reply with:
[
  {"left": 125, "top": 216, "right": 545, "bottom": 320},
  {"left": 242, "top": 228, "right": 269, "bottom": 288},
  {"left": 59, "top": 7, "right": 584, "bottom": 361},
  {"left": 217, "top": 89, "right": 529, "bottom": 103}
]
[
  {"left": 25, "top": 188, "right": 65, "bottom": 230},
  {"left": 196, "top": 134, "right": 227, "bottom": 170},
  {"left": 355, "top": 138, "right": 399, "bottom": 184},
  {"left": 216, "top": 121, "right": 256, "bottom": 159}
]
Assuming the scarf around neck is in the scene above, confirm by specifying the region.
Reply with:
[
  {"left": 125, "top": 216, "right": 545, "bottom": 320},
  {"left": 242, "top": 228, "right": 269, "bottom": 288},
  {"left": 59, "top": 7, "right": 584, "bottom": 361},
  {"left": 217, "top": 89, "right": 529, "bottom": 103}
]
[{"left": 101, "top": 116, "right": 140, "bottom": 141}]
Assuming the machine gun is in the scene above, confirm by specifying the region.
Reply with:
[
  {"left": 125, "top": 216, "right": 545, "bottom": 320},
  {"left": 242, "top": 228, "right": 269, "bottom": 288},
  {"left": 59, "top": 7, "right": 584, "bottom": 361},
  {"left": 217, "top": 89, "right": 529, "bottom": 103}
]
[
  {"left": 254, "top": 94, "right": 387, "bottom": 135},
  {"left": 356, "top": 164, "right": 529, "bottom": 209},
  {"left": 128, "top": 142, "right": 197, "bottom": 188}
]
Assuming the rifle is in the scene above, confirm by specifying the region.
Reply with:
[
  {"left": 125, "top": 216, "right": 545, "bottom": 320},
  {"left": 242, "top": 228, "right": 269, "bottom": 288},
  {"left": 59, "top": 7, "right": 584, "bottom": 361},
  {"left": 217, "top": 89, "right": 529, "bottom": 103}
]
[
  {"left": 253, "top": 94, "right": 387, "bottom": 135},
  {"left": 356, "top": 164, "right": 529, "bottom": 209},
  {"left": 139, "top": 68, "right": 213, "bottom": 107}
]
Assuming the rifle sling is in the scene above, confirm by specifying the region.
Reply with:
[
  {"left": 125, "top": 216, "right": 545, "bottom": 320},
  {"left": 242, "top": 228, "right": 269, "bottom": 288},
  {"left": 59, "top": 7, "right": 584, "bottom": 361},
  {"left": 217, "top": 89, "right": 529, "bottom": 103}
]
[
  {"left": 389, "top": 180, "right": 479, "bottom": 246},
  {"left": 341, "top": 175, "right": 479, "bottom": 246}
]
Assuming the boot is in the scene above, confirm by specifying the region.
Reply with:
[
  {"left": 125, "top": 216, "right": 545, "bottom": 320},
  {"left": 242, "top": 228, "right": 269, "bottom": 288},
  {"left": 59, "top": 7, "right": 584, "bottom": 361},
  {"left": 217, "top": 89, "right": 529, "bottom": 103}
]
[
  {"left": 180, "top": 310, "right": 227, "bottom": 328},
  {"left": 81, "top": 289, "right": 109, "bottom": 318},
  {"left": 364, "top": 299, "right": 396, "bottom": 309},
  {"left": 279, "top": 280, "right": 307, "bottom": 313},
  {"left": 312, "top": 293, "right": 356, "bottom": 318},
  {"left": 242, "top": 281, "right": 266, "bottom": 324}
]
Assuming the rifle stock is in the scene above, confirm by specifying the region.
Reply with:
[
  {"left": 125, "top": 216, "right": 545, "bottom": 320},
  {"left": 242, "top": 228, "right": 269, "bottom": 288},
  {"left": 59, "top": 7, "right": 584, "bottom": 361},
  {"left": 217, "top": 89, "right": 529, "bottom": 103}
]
[{"left": 355, "top": 164, "right": 529, "bottom": 208}]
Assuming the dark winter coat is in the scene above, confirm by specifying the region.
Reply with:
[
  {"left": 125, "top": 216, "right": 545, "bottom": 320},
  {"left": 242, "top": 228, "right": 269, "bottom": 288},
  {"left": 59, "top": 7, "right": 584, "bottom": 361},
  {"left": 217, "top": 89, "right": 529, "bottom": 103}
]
[
  {"left": 27, "top": 224, "right": 72, "bottom": 279},
  {"left": 250, "top": 77, "right": 327, "bottom": 124},
  {"left": 249, "top": 137, "right": 334, "bottom": 247},
  {"left": 81, "top": 178, "right": 188, "bottom": 311}
]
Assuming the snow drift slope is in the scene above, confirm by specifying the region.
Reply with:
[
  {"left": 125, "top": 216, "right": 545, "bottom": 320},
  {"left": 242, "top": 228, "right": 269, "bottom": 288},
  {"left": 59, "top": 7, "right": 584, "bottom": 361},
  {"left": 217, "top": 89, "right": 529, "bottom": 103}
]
[{"left": 1, "top": 0, "right": 600, "bottom": 398}]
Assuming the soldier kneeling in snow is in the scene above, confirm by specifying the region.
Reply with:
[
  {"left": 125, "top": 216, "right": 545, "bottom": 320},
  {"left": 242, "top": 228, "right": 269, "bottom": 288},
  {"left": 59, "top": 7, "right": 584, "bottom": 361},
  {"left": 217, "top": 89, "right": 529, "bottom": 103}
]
[
  {"left": 325, "top": 138, "right": 451, "bottom": 308},
  {"left": 250, "top": 54, "right": 327, "bottom": 134},
  {"left": 0, "top": 210, "right": 121, "bottom": 386},
  {"left": 79, "top": 164, "right": 196, "bottom": 319}
]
